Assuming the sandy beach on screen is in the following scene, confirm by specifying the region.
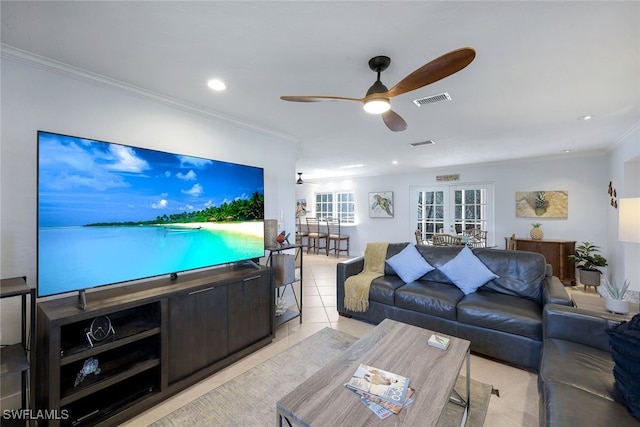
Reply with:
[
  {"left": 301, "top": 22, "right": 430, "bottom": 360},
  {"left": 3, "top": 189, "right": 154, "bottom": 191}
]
[{"left": 164, "top": 221, "right": 264, "bottom": 238}]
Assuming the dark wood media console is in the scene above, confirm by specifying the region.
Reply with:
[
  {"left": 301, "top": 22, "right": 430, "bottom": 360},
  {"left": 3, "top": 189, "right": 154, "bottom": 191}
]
[{"left": 35, "top": 265, "right": 274, "bottom": 427}]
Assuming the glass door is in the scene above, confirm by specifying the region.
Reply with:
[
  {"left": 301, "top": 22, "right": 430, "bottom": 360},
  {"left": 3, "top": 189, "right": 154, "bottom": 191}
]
[
  {"left": 412, "top": 183, "right": 494, "bottom": 245},
  {"left": 452, "top": 186, "right": 488, "bottom": 234},
  {"left": 415, "top": 189, "right": 446, "bottom": 244}
]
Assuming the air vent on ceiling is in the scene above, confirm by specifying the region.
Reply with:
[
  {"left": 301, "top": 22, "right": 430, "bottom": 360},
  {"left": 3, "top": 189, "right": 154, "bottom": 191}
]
[
  {"left": 413, "top": 92, "right": 452, "bottom": 107},
  {"left": 410, "top": 140, "right": 436, "bottom": 147}
]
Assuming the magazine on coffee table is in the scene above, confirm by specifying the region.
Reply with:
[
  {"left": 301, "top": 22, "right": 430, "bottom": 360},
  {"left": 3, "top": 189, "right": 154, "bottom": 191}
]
[
  {"left": 350, "top": 387, "right": 414, "bottom": 416},
  {"left": 344, "top": 364, "right": 411, "bottom": 405}
]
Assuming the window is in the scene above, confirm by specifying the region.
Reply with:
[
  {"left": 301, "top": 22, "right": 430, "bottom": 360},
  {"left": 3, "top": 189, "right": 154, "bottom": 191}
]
[
  {"left": 415, "top": 189, "right": 446, "bottom": 241},
  {"left": 412, "top": 184, "right": 493, "bottom": 245},
  {"left": 314, "top": 191, "right": 355, "bottom": 224},
  {"left": 453, "top": 188, "right": 487, "bottom": 234}
]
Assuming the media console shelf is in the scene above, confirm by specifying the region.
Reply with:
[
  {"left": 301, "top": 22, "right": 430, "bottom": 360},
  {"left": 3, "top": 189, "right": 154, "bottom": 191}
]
[{"left": 36, "top": 266, "right": 274, "bottom": 426}]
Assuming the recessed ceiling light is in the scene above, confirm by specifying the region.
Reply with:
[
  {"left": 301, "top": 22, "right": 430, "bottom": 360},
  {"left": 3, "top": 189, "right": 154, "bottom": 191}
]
[
  {"left": 578, "top": 115, "right": 593, "bottom": 121},
  {"left": 392, "top": 160, "right": 398, "bottom": 165},
  {"left": 207, "top": 79, "right": 226, "bottom": 91},
  {"left": 562, "top": 150, "right": 571, "bottom": 153}
]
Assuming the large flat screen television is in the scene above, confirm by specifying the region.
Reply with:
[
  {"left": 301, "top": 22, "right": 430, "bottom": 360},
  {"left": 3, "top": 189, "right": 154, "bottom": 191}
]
[{"left": 37, "top": 131, "right": 265, "bottom": 298}]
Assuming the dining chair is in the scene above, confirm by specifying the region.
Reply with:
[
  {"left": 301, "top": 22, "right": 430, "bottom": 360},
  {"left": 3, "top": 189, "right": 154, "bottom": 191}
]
[
  {"left": 326, "top": 217, "right": 349, "bottom": 257},
  {"left": 306, "top": 217, "right": 327, "bottom": 255},
  {"left": 295, "top": 216, "right": 309, "bottom": 248},
  {"left": 508, "top": 233, "right": 517, "bottom": 250},
  {"left": 432, "top": 234, "right": 463, "bottom": 246},
  {"left": 463, "top": 228, "right": 488, "bottom": 247}
]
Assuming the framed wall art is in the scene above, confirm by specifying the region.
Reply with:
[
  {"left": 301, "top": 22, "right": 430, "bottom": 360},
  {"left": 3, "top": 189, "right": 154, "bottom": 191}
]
[
  {"left": 369, "top": 191, "right": 394, "bottom": 218},
  {"left": 515, "top": 190, "right": 568, "bottom": 218},
  {"left": 296, "top": 199, "right": 307, "bottom": 217}
]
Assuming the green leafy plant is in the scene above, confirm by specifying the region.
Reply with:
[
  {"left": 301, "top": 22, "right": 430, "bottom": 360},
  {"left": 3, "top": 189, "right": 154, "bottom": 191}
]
[
  {"left": 568, "top": 241, "right": 608, "bottom": 272},
  {"left": 602, "top": 277, "right": 630, "bottom": 300}
]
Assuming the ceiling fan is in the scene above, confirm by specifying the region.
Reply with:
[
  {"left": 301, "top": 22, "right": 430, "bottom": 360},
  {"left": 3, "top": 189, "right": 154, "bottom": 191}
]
[
  {"left": 280, "top": 47, "right": 475, "bottom": 132},
  {"left": 296, "top": 172, "right": 318, "bottom": 185}
]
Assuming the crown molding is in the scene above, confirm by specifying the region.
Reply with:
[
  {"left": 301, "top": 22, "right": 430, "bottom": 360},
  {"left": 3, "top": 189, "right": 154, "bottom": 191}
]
[{"left": 1, "top": 44, "right": 299, "bottom": 144}]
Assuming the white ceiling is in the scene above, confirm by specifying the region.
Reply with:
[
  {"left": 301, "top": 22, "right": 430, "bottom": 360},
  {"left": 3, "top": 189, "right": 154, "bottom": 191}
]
[{"left": 2, "top": 1, "right": 639, "bottom": 180}]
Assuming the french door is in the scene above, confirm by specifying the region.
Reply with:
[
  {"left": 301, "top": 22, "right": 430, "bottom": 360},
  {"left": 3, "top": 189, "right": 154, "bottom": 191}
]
[{"left": 412, "top": 183, "right": 494, "bottom": 245}]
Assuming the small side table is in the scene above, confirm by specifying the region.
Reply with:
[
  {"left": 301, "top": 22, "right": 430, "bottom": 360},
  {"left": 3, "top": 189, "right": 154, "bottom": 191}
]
[{"left": 265, "top": 244, "right": 303, "bottom": 326}]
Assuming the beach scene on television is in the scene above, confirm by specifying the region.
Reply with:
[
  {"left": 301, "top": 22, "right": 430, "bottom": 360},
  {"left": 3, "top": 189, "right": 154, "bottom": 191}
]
[{"left": 37, "top": 131, "right": 265, "bottom": 297}]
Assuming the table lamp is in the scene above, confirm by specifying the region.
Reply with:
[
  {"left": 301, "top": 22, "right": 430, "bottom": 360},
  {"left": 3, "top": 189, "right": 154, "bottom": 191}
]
[{"left": 619, "top": 198, "right": 640, "bottom": 243}]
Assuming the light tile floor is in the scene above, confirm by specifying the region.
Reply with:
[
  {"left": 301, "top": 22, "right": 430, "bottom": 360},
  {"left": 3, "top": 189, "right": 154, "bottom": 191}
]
[{"left": 126, "top": 253, "right": 604, "bottom": 427}]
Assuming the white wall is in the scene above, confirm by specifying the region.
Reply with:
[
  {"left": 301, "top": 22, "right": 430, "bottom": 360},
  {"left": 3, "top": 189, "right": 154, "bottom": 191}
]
[
  {"left": 606, "top": 126, "right": 640, "bottom": 292},
  {"left": 0, "top": 58, "right": 297, "bottom": 406},
  {"left": 297, "top": 152, "right": 612, "bottom": 277}
]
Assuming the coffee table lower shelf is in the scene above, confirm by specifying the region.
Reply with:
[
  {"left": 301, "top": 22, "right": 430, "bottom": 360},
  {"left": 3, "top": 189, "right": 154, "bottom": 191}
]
[{"left": 276, "top": 319, "right": 470, "bottom": 427}]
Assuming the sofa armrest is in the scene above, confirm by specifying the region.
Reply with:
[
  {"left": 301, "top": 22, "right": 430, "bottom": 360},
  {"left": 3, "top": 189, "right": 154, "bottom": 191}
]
[
  {"left": 542, "top": 275, "right": 572, "bottom": 306},
  {"left": 336, "top": 256, "right": 364, "bottom": 312},
  {"left": 543, "top": 304, "right": 619, "bottom": 352}
]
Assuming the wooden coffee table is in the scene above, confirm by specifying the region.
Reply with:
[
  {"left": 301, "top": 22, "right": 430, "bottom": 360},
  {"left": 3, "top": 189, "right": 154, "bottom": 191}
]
[{"left": 276, "top": 319, "right": 471, "bottom": 426}]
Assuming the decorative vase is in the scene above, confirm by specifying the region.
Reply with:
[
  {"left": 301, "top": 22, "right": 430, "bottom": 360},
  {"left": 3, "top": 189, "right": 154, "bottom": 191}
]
[
  {"left": 605, "top": 298, "right": 629, "bottom": 315},
  {"left": 275, "top": 296, "right": 287, "bottom": 316},
  {"left": 530, "top": 224, "right": 543, "bottom": 240},
  {"left": 264, "top": 219, "right": 278, "bottom": 248}
]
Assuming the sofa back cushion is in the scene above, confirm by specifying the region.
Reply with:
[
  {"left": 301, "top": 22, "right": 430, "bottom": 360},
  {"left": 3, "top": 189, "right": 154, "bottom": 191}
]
[
  {"left": 384, "top": 244, "right": 545, "bottom": 303},
  {"left": 471, "top": 249, "right": 545, "bottom": 303}
]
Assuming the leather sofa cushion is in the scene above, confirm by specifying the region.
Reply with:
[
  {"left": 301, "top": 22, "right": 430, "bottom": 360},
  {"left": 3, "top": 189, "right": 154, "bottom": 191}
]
[
  {"left": 384, "top": 243, "right": 413, "bottom": 275},
  {"left": 395, "top": 281, "right": 463, "bottom": 321},
  {"left": 473, "top": 249, "right": 545, "bottom": 303},
  {"left": 368, "top": 275, "right": 406, "bottom": 305},
  {"left": 541, "top": 381, "right": 638, "bottom": 427},
  {"left": 457, "top": 291, "right": 542, "bottom": 340},
  {"left": 415, "top": 245, "right": 463, "bottom": 284},
  {"left": 410, "top": 246, "right": 546, "bottom": 304},
  {"left": 540, "top": 338, "right": 618, "bottom": 402}
]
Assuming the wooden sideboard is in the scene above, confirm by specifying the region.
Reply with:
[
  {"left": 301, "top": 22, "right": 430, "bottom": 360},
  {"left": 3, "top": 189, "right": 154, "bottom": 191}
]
[{"left": 513, "top": 238, "right": 576, "bottom": 285}]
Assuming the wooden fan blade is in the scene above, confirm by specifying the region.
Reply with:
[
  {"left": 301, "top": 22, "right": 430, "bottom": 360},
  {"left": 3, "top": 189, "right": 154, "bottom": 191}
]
[
  {"left": 280, "top": 95, "right": 363, "bottom": 103},
  {"left": 386, "top": 47, "right": 476, "bottom": 98},
  {"left": 382, "top": 110, "right": 407, "bottom": 132}
]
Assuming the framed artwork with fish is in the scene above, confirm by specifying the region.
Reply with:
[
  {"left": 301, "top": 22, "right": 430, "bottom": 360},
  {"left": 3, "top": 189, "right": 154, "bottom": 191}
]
[{"left": 369, "top": 191, "right": 394, "bottom": 218}]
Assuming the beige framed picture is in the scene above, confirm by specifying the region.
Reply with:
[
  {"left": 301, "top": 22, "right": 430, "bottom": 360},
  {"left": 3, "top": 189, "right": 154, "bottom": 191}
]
[{"left": 515, "top": 191, "right": 568, "bottom": 218}]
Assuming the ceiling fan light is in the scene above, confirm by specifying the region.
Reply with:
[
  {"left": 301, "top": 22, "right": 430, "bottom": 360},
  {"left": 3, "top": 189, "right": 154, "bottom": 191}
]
[{"left": 363, "top": 99, "right": 391, "bottom": 114}]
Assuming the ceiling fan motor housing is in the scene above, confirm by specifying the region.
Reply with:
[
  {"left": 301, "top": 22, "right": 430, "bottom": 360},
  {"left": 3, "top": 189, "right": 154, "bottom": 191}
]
[{"left": 368, "top": 56, "right": 391, "bottom": 72}]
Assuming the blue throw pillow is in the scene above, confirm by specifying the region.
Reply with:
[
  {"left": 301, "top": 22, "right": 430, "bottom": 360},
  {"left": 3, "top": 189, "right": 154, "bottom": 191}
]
[
  {"left": 439, "top": 246, "right": 499, "bottom": 295},
  {"left": 386, "top": 244, "right": 435, "bottom": 283}
]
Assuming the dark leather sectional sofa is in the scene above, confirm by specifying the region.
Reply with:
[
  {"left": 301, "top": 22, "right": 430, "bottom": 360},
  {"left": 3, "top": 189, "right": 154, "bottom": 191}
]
[
  {"left": 539, "top": 304, "right": 638, "bottom": 426},
  {"left": 336, "top": 243, "right": 572, "bottom": 371}
]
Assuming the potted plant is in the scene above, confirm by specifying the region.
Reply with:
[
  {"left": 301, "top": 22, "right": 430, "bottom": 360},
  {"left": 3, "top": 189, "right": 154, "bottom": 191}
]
[
  {"left": 602, "top": 277, "right": 631, "bottom": 314},
  {"left": 568, "top": 242, "right": 608, "bottom": 287}
]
